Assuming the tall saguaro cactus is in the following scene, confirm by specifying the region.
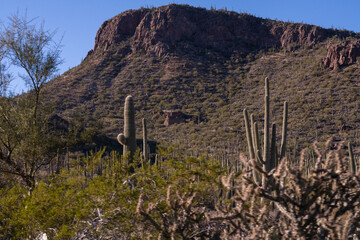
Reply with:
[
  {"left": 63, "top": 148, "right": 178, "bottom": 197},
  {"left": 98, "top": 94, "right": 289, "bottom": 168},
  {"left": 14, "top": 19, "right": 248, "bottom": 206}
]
[
  {"left": 243, "top": 77, "right": 288, "bottom": 185},
  {"left": 264, "top": 77, "right": 270, "bottom": 172},
  {"left": 142, "top": 118, "right": 149, "bottom": 161},
  {"left": 117, "top": 95, "right": 137, "bottom": 161},
  {"left": 244, "top": 109, "right": 261, "bottom": 185}
]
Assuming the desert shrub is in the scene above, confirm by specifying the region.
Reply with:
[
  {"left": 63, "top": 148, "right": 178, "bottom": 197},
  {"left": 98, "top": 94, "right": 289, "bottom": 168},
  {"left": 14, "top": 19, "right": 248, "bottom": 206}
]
[
  {"left": 212, "top": 138, "right": 360, "bottom": 239},
  {"left": 0, "top": 147, "right": 226, "bottom": 239}
]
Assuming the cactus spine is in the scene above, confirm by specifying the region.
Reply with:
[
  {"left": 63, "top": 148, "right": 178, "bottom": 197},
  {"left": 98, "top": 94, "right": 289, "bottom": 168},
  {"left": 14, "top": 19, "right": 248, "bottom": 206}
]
[{"left": 117, "top": 95, "right": 137, "bottom": 161}]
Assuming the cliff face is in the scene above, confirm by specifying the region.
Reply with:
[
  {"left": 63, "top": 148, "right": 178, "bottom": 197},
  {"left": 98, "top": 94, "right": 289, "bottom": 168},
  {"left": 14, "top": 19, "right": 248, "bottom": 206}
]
[
  {"left": 93, "top": 8, "right": 149, "bottom": 53},
  {"left": 89, "top": 5, "right": 343, "bottom": 59},
  {"left": 324, "top": 40, "right": 360, "bottom": 69},
  {"left": 279, "top": 24, "right": 325, "bottom": 50},
  {"left": 87, "top": 4, "right": 360, "bottom": 69}
]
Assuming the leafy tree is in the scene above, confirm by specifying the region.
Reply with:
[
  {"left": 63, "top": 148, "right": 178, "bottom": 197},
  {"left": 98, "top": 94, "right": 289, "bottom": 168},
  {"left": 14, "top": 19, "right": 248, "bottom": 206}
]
[
  {"left": 0, "top": 12, "right": 63, "bottom": 189},
  {"left": 0, "top": 36, "right": 11, "bottom": 96}
]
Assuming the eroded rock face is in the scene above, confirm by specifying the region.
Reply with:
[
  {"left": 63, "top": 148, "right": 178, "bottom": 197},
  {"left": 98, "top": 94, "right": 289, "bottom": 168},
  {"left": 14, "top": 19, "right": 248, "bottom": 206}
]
[
  {"left": 93, "top": 8, "right": 150, "bottom": 52},
  {"left": 279, "top": 24, "right": 324, "bottom": 51},
  {"left": 90, "top": 4, "right": 335, "bottom": 57},
  {"left": 324, "top": 40, "right": 360, "bottom": 69}
]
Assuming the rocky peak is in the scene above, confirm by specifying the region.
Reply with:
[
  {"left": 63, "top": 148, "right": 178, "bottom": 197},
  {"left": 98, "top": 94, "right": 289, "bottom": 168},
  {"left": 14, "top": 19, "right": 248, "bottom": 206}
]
[
  {"left": 93, "top": 8, "right": 150, "bottom": 52},
  {"left": 90, "top": 4, "right": 339, "bottom": 58}
]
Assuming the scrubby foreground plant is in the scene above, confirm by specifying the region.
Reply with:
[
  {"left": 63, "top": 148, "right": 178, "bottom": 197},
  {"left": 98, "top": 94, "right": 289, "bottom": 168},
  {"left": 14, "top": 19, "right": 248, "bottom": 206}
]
[
  {"left": 214, "top": 138, "right": 360, "bottom": 239},
  {"left": 0, "top": 148, "right": 224, "bottom": 239}
]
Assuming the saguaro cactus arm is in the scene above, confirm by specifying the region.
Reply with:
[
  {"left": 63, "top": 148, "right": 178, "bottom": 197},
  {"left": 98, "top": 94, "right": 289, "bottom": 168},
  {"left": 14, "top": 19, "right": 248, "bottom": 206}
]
[
  {"left": 253, "top": 122, "right": 261, "bottom": 158},
  {"left": 142, "top": 118, "right": 148, "bottom": 161},
  {"left": 349, "top": 142, "right": 356, "bottom": 174},
  {"left": 244, "top": 109, "right": 255, "bottom": 160},
  {"left": 264, "top": 77, "right": 270, "bottom": 172},
  {"left": 117, "top": 133, "right": 127, "bottom": 145},
  {"left": 280, "top": 101, "right": 288, "bottom": 160},
  {"left": 243, "top": 109, "right": 262, "bottom": 185},
  {"left": 270, "top": 123, "right": 277, "bottom": 170}
]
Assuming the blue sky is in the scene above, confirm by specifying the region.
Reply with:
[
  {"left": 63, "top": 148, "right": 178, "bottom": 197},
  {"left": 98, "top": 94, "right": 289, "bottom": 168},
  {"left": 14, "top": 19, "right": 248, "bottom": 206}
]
[{"left": 2, "top": 0, "right": 360, "bottom": 93}]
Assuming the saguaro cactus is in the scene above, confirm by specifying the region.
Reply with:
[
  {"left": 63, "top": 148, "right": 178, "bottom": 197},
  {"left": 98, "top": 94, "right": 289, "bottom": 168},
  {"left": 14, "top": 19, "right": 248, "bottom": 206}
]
[
  {"left": 270, "top": 123, "right": 277, "bottom": 169},
  {"left": 264, "top": 77, "right": 271, "bottom": 172},
  {"left": 243, "top": 109, "right": 255, "bottom": 161},
  {"left": 117, "top": 95, "right": 137, "bottom": 161},
  {"left": 243, "top": 77, "right": 288, "bottom": 185},
  {"left": 244, "top": 109, "right": 261, "bottom": 185},
  {"left": 280, "top": 101, "right": 288, "bottom": 160},
  {"left": 349, "top": 142, "right": 356, "bottom": 174},
  {"left": 142, "top": 118, "right": 149, "bottom": 161}
]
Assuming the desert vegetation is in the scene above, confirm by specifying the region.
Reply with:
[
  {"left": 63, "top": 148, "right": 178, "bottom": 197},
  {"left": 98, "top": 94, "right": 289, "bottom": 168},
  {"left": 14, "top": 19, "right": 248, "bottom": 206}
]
[
  {"left": 0, "top": 75, "right": 359, "bottom": 239},
  {"left": 0, "top": 5, "right": 359, "bottom": 240}
]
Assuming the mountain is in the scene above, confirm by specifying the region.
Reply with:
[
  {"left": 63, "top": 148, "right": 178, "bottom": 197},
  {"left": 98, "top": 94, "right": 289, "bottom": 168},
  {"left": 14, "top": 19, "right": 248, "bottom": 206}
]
[{"left": 44, "top": 4, "right": 360, "bottom": 159}]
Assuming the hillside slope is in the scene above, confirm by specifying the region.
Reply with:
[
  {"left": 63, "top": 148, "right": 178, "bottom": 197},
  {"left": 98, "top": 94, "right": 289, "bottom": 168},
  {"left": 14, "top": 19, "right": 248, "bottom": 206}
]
[{"left": 44, "top": 4, "right": 360, "bottom": 159}]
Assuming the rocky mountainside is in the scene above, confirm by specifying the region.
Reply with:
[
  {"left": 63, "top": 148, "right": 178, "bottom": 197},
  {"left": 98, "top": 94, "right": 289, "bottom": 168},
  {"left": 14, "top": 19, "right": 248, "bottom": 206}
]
[
  {"left": 44, "top": 4, "right": 360, "bottom": 158},
  {"left": 88, "top": 4, "right": 359, "bottom": 68}
]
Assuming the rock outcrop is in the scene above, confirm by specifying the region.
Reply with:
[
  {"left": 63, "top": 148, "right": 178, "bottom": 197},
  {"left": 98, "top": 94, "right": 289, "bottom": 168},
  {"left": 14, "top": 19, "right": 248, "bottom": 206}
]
[
  {"left": 163, "top": 110, "right": 192, "bottom": 126},
  {"left": 90, "top": 4, "right": 339, "bottom": 58},
  {"left": 279, "top": 24, "right": 325, "bottom": 51},
  {"left": 323, "top": 40, "right": 360, "bottom": 69},
  {"left": 93, "top": 8, "right": 149, "bottom": 52},
  {"left": 152, "top": 110, "right": 193, "bottom": 126}
]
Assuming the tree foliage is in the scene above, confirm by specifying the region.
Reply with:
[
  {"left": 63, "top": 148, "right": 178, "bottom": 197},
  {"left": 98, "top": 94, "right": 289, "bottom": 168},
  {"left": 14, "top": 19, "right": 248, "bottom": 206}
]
[{"left": 0, "top": 12, "right": 63, "bottom": 189}]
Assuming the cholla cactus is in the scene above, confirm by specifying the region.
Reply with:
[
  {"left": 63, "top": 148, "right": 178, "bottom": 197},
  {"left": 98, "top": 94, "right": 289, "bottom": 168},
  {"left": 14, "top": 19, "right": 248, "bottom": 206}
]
[
  {"left": 217, "top": 138, "right": 360, "bottom": 239},
  {"left": 136, "top": 185, "right": 214, "bottom": 239}
]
